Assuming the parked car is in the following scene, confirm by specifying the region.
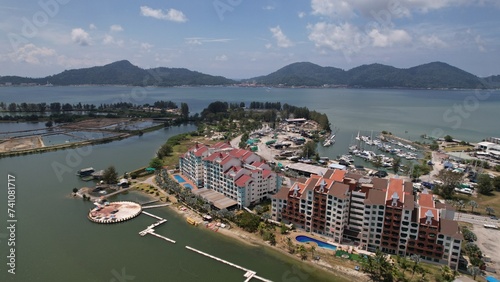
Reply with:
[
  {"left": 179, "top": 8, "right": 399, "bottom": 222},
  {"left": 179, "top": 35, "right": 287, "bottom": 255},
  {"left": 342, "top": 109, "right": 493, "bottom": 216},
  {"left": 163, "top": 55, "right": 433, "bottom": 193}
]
[
  {"left": 490, "top": 215, "right": 498, "bottom": 220},
  {"left": 421, "top": 182, "right": 435, "bottom": 189},
  {"left": 373, "top": 170, "right": 388, "bottom": 178}
]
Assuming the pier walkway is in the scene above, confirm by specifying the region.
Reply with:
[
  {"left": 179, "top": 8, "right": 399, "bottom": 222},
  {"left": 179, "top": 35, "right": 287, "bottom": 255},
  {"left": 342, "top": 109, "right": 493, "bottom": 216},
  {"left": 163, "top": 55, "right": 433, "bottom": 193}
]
[
  {"left": 185, "top": 246, "right": 272, "bottom": 282},
  {"left": 142, "top": 203, "right": 171, "bottom": 209},
  {"left": 140, "top": 199, "right": 159, "bottom": 206},
  {"left": 141, "top": 211, "right": 163, "bottom": 220},
  {"left": 138, "top": 212, "right": 176, "bottom": 244}
]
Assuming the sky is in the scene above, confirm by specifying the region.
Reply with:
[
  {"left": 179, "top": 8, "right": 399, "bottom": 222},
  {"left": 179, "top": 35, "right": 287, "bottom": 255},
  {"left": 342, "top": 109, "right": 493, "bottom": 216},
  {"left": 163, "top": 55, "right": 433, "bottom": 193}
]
[{"left": 0, "top": 0, "right": 499, "bottom": 79}]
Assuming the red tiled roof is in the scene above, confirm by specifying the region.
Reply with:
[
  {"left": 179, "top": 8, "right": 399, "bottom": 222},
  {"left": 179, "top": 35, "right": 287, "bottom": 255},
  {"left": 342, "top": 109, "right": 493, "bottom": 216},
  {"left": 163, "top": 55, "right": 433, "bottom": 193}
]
[
  {"left": 419, "top": 207, "right": 439, "bottom": 226},
  {"left": 330, "top": 169, "right": 346, "bottom": 182},
  {"left": 203, "top": 152, "right": 227, "bottom": 162},
  {"left": 418, "top": 193, "right": 434, "bottom": 208},
  {"left": 262, "top": 170, "right": 273, "bottom": 178},
  {"left": 235, "top": 174, "right": 252, "bottom": 187},
  {"left": 386, "top": 178, "right": 404, "bottom": 202},
  {"left": 192, "top": 146, "right": 208, "bottom": 157},
  {"left": 372, "top": 178, "right": 388, "bottom": 190},
  {"left": 273, "top": 187, "right": 290, "bottom": 200},
  {"left": 327, "top": 182, "right": 349, "bottom": 199}
]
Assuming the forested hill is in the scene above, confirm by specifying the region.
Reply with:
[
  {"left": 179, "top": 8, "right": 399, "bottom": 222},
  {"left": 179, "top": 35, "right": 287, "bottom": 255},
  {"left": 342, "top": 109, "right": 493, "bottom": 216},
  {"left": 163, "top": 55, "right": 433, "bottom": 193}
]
[
  {"left": 0, "top": 60, "right": 235, "bottom": 86},
  {"left": 1, "top": 60, "right": 496, "bottom": 89},
  {"left": 250, "top": 61, "right": 489, "bottom": 89}
]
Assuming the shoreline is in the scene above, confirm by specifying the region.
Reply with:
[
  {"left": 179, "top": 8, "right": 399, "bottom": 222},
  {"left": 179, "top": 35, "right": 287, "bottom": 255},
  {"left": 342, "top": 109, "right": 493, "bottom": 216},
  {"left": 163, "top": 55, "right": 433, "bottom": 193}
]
[{"left": 128, "top": 176, "right": 368, "bottom": 282}]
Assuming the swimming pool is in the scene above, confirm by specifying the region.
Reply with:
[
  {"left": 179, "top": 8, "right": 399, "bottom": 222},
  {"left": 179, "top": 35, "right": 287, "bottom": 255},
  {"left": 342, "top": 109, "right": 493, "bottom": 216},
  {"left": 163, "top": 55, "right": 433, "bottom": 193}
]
[
  {"left": 173, "top": 175, "right": 186, "bottom": 183},
  {"left": 295, "top": 235, "right": 337, "bottom": 251},
  {"left": 183, "top": 184, "right": 193, "bottom": 190}
]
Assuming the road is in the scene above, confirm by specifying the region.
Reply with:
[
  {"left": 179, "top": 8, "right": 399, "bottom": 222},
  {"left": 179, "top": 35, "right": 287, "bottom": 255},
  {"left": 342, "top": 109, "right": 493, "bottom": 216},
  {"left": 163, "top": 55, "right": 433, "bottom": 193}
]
[{"left": 454, "top": 212, "right": 499, "bottom": 226}]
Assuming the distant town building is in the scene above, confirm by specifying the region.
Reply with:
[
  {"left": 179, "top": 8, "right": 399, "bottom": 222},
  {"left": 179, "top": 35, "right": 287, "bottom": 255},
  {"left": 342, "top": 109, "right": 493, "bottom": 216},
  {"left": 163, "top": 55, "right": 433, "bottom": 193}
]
[
  {"left": 180, "top": 142, "right": 281, "bottom": 208},
  {"left": 272, "top": 170, "right": 463, "bottom": 270}
]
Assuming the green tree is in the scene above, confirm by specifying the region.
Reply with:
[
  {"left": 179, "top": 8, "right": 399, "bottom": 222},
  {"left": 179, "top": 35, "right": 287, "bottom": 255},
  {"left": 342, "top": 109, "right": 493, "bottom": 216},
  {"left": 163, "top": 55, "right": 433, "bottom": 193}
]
[
  {"left": 238, "top": 132, "right": 249, "bottom": 149},
  {"left": 468, "top": 265, "right": 480, "bottom": 280},
  {"left": 469, "top": 200, "right": 478, "bottom": 213},
  {"left": 493, "top": 176, "right": 500, "bottom": 191},
  {"left": 235, "top": 212, "right": 261, "bottom": 232},
  {"left": 285, "top": 237, "right": 295, "bottom": 254},
  {"left": 149, "top": 157, "right": 163, "bottom": 169},
  {"left": 157, "top": 143, "right": 173, "bottom": 159},
  {"left": 444, "top": 135, "right": 454, "bottom": 142},
  {"left": 180, "top": 102, "right": 189, "bottom": 120},
  {"left": 373, "top": 155, "right": 383, "bottom": 170},
  {"left": 268, "top": 233, "right": 276, "bottom": 246},
  {"left": 280, "top": 223, "right": 288, "bottom": 234},
  {"left": 435, "top": 169, "right": 464, "bottom": 198},
  {"left": 298, "top": 245, "right": 308, "bottom": 260},
  {"left": 301, "top": 140, "right": 317, "bottom": 158},
  {"left": 392, "top": 156, "right": 401, "bottom": 174},
  {"left": 103, "top": 166, "right": 118, "bottom": 184},
  {"left": 476, "top": 174, "right": 493, "bottom": 195},
  {"left": 486, "top": 206, "right": 495, "bottom": 215}
]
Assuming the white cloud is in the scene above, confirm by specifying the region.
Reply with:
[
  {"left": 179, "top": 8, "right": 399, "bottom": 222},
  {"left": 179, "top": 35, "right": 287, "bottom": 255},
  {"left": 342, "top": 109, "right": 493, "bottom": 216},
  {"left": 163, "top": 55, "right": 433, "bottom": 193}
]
[
  {"left": 310, "top": 0, "right": 487, "bottom": 19},
  {"left": 368, "top": 28, "right": 412, "bottom": 47},
  {"left": 71, "top": 28, "right": 92, "bottom": 46},
  {"left": 420, "top": 35, "right": 447, "bottom": 48},
  {"left": 141, "top": 42, "right": 154, "bottom": 52},
  {"left": 5, "top": 43, "right": 56, "bottom": 64},
  {"left": 308, "top": 22, "right": 367, "bottom": 55},
  {"left": 89, "top": 23, "right": 97, "bottom": 30},
  {"left": 298, "top": 11, "right": 306, "bottom": 18},
  {"left": 215, "top": 54, "right": 228, "bottom": 61},
  {"left": 140, "top": 6, "right": 188, "bottom": 23},
  {"left": 265, "top": 43, "right": 272, "bottom": 49},
  {"left": 110, "top": 24, "right": 123, "bottom": 32},
  {"left": 185, "top": 37, "right": 232, "bottom": 45},
  {"left": 102, "top": 34, "right": 123, "bottom": 47},
  {"left": 263, "top": 5, "right": 275, "bottom": 10},
  {"left": 270, "top": 26, "right": 293, "bottom": 48}
]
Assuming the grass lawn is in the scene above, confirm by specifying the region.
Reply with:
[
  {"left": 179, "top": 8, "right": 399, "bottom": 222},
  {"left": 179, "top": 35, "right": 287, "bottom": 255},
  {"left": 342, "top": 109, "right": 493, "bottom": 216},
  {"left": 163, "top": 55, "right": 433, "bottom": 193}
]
[
  {"left": 161, "top": 135, "right": 219, "bottom": 168},
  {"left": 453, "top": 191, "right": 500, "bottom": 216},
  {"left": 443, "top": 145, "right": 474, "bottom": 152}
]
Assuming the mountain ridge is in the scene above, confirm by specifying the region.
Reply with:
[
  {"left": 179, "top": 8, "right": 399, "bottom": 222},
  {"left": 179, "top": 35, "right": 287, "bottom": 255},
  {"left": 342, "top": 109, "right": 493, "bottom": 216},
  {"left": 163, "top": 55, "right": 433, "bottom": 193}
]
[{"left": 0, "top": 60, "right": 496, "bottom": 89}]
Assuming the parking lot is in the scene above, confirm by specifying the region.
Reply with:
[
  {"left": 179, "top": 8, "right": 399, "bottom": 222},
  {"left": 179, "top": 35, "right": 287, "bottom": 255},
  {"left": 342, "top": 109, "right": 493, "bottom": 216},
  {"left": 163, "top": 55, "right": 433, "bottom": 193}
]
[{"left": 454, "top": 212, "right": 500, "bottom": 274}]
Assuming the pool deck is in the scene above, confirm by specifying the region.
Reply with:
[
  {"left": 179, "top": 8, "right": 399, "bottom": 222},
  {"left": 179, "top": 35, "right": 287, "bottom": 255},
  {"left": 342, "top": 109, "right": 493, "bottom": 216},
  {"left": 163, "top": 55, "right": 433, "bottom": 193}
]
[{"left": 171, "top": 173, "right": 198, "bottom": 191}]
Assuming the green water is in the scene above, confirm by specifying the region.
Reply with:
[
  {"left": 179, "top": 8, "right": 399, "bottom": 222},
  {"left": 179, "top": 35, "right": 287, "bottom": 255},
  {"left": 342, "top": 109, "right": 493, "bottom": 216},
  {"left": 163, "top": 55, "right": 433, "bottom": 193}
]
[{"left": 0, "top": 124, "right": 342, "bottom": 281}]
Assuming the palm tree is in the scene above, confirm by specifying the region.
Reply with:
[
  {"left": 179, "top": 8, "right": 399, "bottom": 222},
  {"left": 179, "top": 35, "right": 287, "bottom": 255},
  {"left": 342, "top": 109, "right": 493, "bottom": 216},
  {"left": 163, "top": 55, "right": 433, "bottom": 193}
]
[
  {"left": 298, "top": 245, "right": 308, "bottom": 260},
  {"left": 469, "top": 200, "right": 478, "bottom": 213},
  {"left": 486, "top": 206, "right": 495, "bottom": 215},
  {"left": 309, "top": 245, "right": 316, "bottom": 258},
  {"left": 285, "top": 237, "right": 295, "bottom": 254},
  {"left": 468, "top": 265, "right": 481, "bottom": 280}
]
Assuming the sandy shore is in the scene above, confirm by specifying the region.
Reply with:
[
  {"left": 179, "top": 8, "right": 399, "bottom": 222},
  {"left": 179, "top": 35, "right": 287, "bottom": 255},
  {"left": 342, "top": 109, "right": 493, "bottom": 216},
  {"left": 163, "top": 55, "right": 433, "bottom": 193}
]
[{"left": 132, "top": 175, "right": 369, "bottom": 281}]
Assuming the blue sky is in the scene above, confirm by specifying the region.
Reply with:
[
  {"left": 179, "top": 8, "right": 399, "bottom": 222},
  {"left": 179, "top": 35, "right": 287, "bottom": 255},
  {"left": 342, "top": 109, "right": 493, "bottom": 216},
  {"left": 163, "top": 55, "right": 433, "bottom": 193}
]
[{"left": 1, "top": 0, "right": 499, "bottom": 78}]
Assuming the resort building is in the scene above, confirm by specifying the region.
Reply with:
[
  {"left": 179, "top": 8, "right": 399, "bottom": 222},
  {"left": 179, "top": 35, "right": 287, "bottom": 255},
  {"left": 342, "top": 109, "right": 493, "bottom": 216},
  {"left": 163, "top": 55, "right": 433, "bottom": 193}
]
[
  {"left": 271, "top": 170, "right": 463, "bottom": 270},
  {"left": 180, "top": 142, "right": 281, "bottom": 208}
]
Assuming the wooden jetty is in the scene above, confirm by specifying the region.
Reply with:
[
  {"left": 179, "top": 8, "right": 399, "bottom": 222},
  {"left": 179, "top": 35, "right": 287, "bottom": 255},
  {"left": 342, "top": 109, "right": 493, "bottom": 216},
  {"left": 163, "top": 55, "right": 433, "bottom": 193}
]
[
  {"left": 138, "top": 212, "right": 176, "bottom": 244},
  {"left": 185, "top": 246, "right": 272, "bottom": 282},
  {"left": 142, "top": 203, "right": 171, "bottom": 209}
]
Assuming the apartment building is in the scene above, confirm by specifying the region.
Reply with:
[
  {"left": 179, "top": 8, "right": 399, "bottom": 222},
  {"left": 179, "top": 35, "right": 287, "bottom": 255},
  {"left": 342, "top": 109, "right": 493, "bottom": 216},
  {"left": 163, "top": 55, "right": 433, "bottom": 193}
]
[
  {"left": 271, "top": 170, "right": 463, "bottom": 270},
  {"left": 180, "top": 142, "right": 280, "bottom": 208}
]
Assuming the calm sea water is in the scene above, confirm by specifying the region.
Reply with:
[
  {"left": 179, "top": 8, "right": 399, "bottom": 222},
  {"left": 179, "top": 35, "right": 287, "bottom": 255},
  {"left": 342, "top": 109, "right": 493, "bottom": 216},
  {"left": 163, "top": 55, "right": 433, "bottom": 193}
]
[
  {"left": 2, "top": 86, "right": 500, "bottom": 157},
  {"left": 0, "top": 123, "right": 342, "bottom": 282},
  {"left": 1, "top": 86, "right": 499, "bottom": 281}
]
